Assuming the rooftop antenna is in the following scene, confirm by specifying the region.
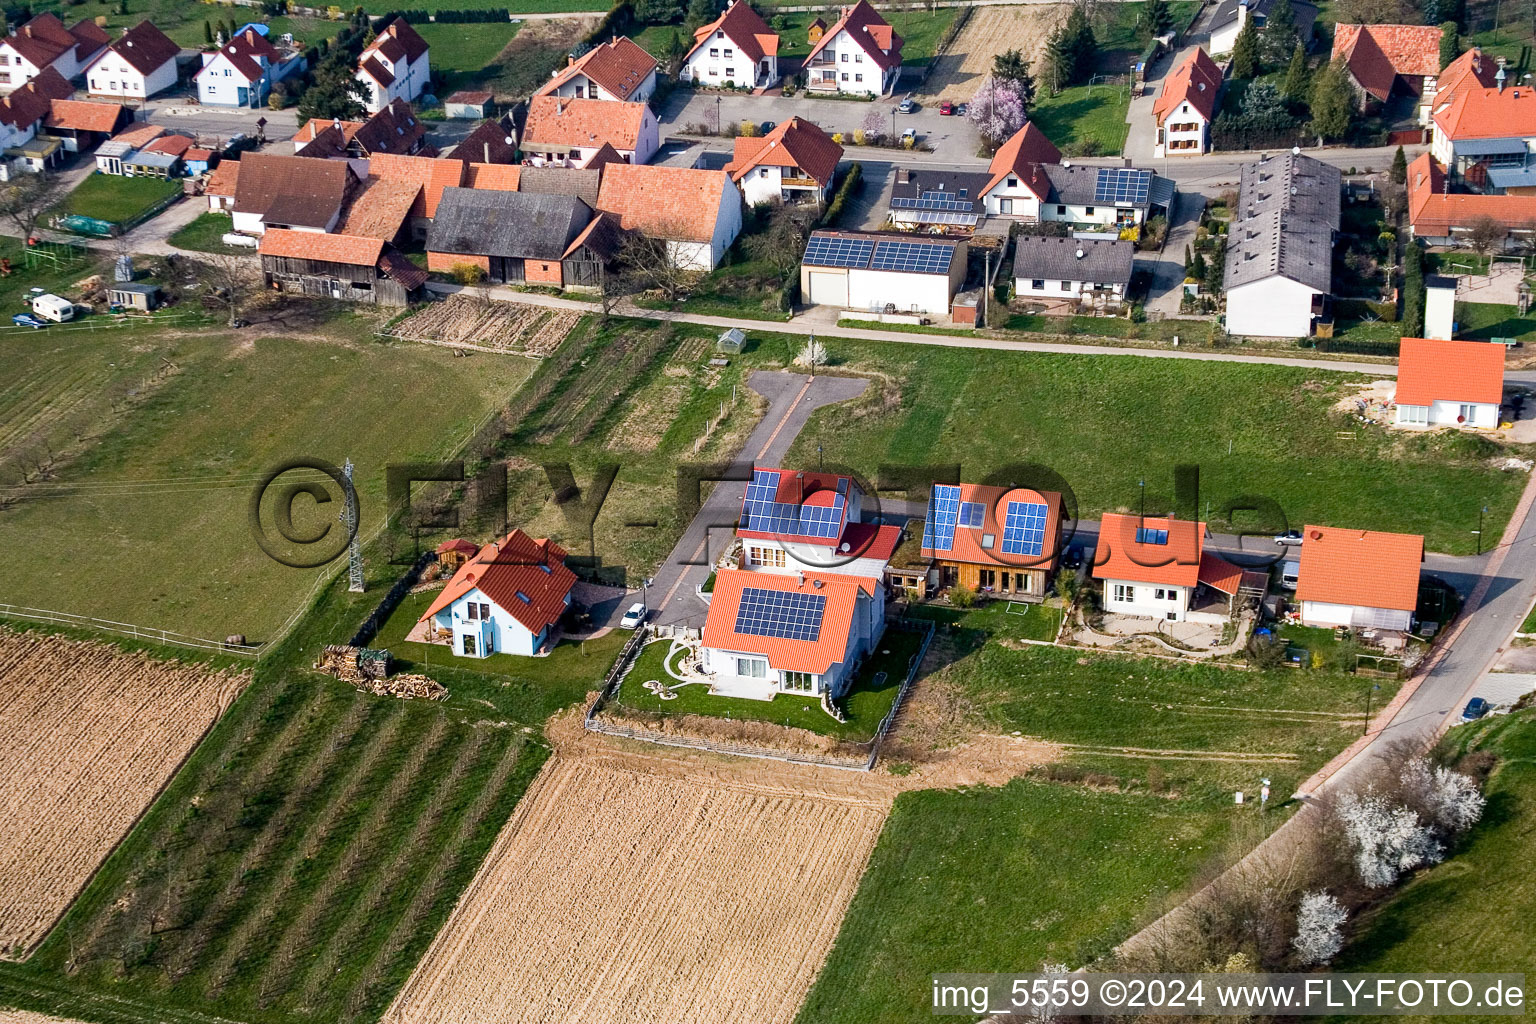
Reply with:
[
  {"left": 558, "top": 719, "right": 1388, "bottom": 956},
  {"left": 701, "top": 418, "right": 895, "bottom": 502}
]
[{"left": 342, "top": 458, "right": 364, "bottom": 592}]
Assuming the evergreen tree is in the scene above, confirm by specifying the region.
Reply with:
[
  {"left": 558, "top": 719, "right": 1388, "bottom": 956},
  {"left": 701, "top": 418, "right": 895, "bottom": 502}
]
[
  {"left": 1231, "top": 15, "right": 1260, "bottom": 78},
  {"left": 1282, "top": 42, "right": 1310, "bottom": 103},
  {"left": 636, "top": 0, "right": 684, "bottom": 24},
  {"left": 1262, "top": 0, "right": 1298, "bottom": 64},
  {"left": 1204, "top": 243, "right": 1225, "bottom": 294},
  {"left": 1183, "top": 243, "right": 1194, "bottom": 275},
  {"left": 1309, "top": 58, "right": 1354, "bottom": 142},
  {"left": 1043, "top": 23, "right": 1073, "bottom": 93},
  {"left": 992, "top": 49, "right": 1036, "bottom": 108},
  {"left": 1392, "top": 144, "right": 1408, "bottom": 183},
  {"left": 297, "top": 51, "right": 367, "bottom": 121},
  {"left": 203, "top": 19, "right": 213, "bottom": 44},
  {"left": 1141, "top": 0, "right": 1173, "bottom": 39},
  {"left": 1191, "top": 248, "right": 1207, "bottom": 281},
  {"left": 1065, "top": 4, "right": 1097, "bottom": 83},
  {"left": 685, "top": 0, "right": 716, "bottom": 32},
  {"left": 665, "top": 27, "right": 686, "bottom": 72},
  {"left": 1401, "top": 243, "right": 1425, "bottom": 336},
  {"left": 1439, "top": 21, "right": 1460, "bottom": 70}
]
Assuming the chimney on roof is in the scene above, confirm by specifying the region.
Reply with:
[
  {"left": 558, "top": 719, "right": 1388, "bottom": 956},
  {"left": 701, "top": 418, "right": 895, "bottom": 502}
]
[
  {"left": 1498, "top": 65, "right": 1507, "bottom": 91},
  {"left": 796, "top": 570, "right": 806, "bottom": 587},
  {"left": 485, "top": 140, "right": 491, "bottom": 162}
]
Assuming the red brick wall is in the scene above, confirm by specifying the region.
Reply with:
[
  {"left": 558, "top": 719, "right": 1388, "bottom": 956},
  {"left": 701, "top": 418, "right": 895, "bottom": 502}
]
[
  {"left": 427, "top": 251, "right": 490, "bottom": 274},
  {"left": 525, "top": 260, "right": 562, "bottom": 285}
]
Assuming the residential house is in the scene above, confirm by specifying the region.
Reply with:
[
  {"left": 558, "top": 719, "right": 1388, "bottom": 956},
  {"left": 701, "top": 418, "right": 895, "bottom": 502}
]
[
  {"left": 724, "top": 116, "right": 841, "bottom": 206},
  {"left": 1430, "top": 75, "right": 1536, "bottom": 191},
  {"left": 195, "top": 27, "right": 306, "bottom": 108},
  {"left": 1208, "top": 0, "right": 1318, "bottom": 55},
  {"left": 697, "top": 466, "right": 899, "bottom": 701},
  {"left": 1223, "top": 150, "right": 1341, "bottom": 338},
  {"left": 535, "top": 36, "right": 658, "bottom": 104},
  {"left": 1425, "top": 46, "right": 1500, "bottom": 148},
  {"left": 427, "top": 186, "right": 620, "bottom": 287},
  {"left": 919, "top": 481, "right": 1065, "bottom": 600},
  {"left": 444, "top": 89, "right": 493, "bottom": 119},
  {"left": 366, "top": 152, "right": 467, "bottom": 241},
  {"left": 355, "top": 17, "right": 430, "bottom": 113},
  {"left": 596, "top": 163, "right": 743, "bottom": 270},
  {"left": 43, "top": 98, "right": 131, "bottom": 152},
  {"left": 1011, "top": 235, "right": 1134, "bottom": 310},
  {"left": 415, "top": 529, "right": 577, "bottom": 658},
  {"left": 205, "top": 157, "right": 239, "bottom": 211},
  {"left": 976, "top": 121, "right": 1061, "bottom": 218},
  {"left": 521, "top": 95, "right": 658, "bottom": 167},
  {"left": 1153, "top": 48, "right": 1222, "bottom": 156},
  {"left": 681, "top": 0, "right": 780, "bottom": 90},
  {"left": 1393, "top": 337, "right": 1505, "bottom": 429},
  {"left": 1332, "top": 24, "right": 1442, "bottom": 120},
  {"left": 0, "top": 13, "right": 109, "bottom": 93},
  {"left": 800, "top": 229, "right": 966, "bottom": 314},
  {"left": 258, "top": 228, "right": 428, "bottom": 306},
  {"left": 1033, "top": 162, "right": 1174, "bottom": 232},
  {"left": 1294, "top": 525, "right": 1423, "bottom": 630},
  {"left": 446, "top": 116, "right": 517, "bottom": 164},
  {"left": 294, "top": 99, "right": 429, "bottom": 160},
  {"left": 800, "top": 0, "right": 903, "bottom": 97},
  {"left": 85, "top": 21, "right": 181, "bottom": 100},
  {"left": 1093, "top": 513, "right": 1248, "bottom": 623},
  {"left": 887, "top": 167, "right": 992, "bottom": 232},
  {"left": 1406, "top": 151, "right": 1536, "bottom": 247},
  {"left": 0, "top": 68, "right": 72, "bottom": 176},
  {"left": 232, "top": 152, "right": 358, "bottom": 234},
  {"left": 95, "top": 121, "right": 163, "bottom": 175},
  {"left": 125, "top": 132, "right": 191, "bottom": 178}
]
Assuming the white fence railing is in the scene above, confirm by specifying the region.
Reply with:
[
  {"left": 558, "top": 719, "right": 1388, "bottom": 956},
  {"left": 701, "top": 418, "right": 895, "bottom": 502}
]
[{"left": 0, "top": 603, "right": 260, "bottom": 657}]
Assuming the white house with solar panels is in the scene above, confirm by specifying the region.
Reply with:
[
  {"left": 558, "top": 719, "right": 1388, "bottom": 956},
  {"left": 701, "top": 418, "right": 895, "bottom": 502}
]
[
  {"left": 800, "top": 230, "right": 968, "bottom": 316},
  {"left": 695, "top": 467, "right": 904, "bottom": 701}
]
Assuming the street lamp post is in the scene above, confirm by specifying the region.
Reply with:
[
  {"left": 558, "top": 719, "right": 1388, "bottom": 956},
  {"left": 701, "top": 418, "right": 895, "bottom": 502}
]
[
  {"left": 715, "top": 96, "right": 722, "bottom": 134},
  {"left": 1475, "top": 504, "right": 1488, "bottom": 555},
  {"left": 890, "top": 107, "right": 896, "bottom": 142},
  {"left": 1363, "top": 682, "right": 1381, "bottom": 735}
]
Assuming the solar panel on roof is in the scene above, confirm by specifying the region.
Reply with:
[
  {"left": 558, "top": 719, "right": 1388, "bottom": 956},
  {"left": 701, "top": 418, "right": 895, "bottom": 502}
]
[
  {"left": 891, "top": 196, "right": 974, "bottom": 212},
  {"left": 922, "top": 483, "right": 960, "bottom": 551},
  {"left": 740, "top": 468, "right": 846, "bottom": 539},
  {"left": 959, "top": 501, "right": 986, "bottom": 529},
  {"left": 803, "top": 233, "right": 875, "bottom": 268},
  {"left": 1094, "top": 167, "right": 1152, "bottom": 206},
  {"left": 900, "top": 209, "right": 980, "bottom": 226},
  {"left": 734, "top": 587, "right": 827, "bottom": 642},
  {"left": 1135, "top": 527, "right": 1169, "bottom": 545},
  {"left": 920, "top": 189, "right": 956, "bottom": 200},
  {"left": 869, "top": 240, "right": 954, "bottom": 274},
  {"left": 1000, "top": 500, "right": 1049, "bottom": 556}
]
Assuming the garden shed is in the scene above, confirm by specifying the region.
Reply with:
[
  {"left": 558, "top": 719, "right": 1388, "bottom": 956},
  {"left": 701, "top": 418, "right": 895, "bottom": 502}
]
[{"left": 717, "top": 327, "right": 745, "bottom": 353}]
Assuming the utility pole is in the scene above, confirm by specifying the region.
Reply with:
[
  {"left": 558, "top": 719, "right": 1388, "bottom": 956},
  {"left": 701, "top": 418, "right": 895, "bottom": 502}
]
[
  {"left": 342, "top": 458, "right": 364, "bottom": 593},
  {"left": 982, "top": 248, "right": 990, "bottom": 327}
]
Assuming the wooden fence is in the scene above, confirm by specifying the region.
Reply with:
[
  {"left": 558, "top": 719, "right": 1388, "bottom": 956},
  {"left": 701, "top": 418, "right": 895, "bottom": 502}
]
[{"left": 0, "top": 603, "right": 261, "bottom": 656}]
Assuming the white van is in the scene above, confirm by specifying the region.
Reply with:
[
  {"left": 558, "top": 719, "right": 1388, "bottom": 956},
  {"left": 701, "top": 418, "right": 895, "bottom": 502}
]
[
  {"left": 31, "top": 293, "right": 76, "bottom": 323},
  {"left": 1280, "top": 559, "right": 1300, "bottom": 590}
]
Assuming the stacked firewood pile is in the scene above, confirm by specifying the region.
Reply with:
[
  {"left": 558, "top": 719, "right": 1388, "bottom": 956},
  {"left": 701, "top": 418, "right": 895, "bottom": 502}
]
[
  {"left": 316, "top": 645, "right": 446, "bottom": 701},
  {"left": 355, "top": 674, "right": 448, "bottom": 701}
]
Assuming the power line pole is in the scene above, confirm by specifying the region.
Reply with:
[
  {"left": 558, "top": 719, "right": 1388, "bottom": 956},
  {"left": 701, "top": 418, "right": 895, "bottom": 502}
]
[{"left": 342, "top": 458, "right": 364, "bottom": 593}]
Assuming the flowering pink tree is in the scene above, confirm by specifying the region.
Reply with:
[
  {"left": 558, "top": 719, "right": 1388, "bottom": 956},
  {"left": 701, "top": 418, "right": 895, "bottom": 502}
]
[{"left": 967, "top": 77, "right": 1028, "bottom": 148}]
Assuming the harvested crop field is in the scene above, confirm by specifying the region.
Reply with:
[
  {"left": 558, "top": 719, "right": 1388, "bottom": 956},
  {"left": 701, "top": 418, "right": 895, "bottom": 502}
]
[
  {"left": 0, "top": 628, "right": 246, "bottom": 954},
  {"left": 918, "top": 5, "right": 1066, "bottom": 100},
  {"left": 386, "top": 757, "right": 887, "bottom": 1024},
  {"left": 384, "top": 297, "right": 580, "bottom": 356}
]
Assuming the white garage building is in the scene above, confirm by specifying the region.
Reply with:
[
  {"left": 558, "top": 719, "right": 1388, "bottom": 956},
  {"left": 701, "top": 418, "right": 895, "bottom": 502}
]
[
  {"left": 1223, "top": 151, "right": 1341, "bottom": 338},
  {"left": 800, "top": 230, "right": 966, "bottom": 316}
]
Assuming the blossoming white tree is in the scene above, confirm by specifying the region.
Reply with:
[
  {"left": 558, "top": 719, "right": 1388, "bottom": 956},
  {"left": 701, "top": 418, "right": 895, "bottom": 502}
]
[
  {"left": 1291, "top": 891, "right": 1347, "bottom": 966},
  {"left": 967, "top": 77, "right": 1028, "bottom": 148},
  {"left": 1335, "top": 791, "right": 1443, "bottom": 888},
  {"left": 1398, "top": 756, "right": 1487, "bottom": 835}
]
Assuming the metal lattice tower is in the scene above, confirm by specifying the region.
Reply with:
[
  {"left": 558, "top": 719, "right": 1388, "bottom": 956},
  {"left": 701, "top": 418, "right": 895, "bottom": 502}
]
[{"left": 342, "top": 459, "right": 364, "bottom": 593}]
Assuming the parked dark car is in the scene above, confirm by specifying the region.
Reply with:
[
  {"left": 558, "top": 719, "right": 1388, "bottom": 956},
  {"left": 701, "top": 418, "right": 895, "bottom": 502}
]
[
  {"left": 759, "top": 121, "right": 776, "bottom": 135},
  {"left": 1461, "top": 697, "right": 1490, "bottom": 722},
  {"left": 12, "top": 312, "right": 46, "bottom": 329}
]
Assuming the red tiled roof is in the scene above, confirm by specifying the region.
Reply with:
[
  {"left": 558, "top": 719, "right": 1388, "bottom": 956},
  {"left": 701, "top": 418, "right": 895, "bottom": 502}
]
[
  {"left": 837, "top": 522, "right": 904, "bottom": 562},
  {"left": 736, "top": 467, "right": 854, "bottom": 546},
  {"left": 446, "top": 89, "right": 493, "bottom": 105},
  {"left": 580, "top": 141, "right": 625, "bottom": 171},
  {"left": 1196, "top": 551, "right": 1244, "bottom": 594},
  {"left": 296, "top": 117, "right": 364, "bottom": 146},
  {"left": 535, "top": 36, "right": 658, "bottom": 102},
  {"left": 206, "top": 158, "right": 240, "bottom": 196},
  {"left": 1395, "top": 336, "right": 1505, "bottom": 407},
  {"left": 107, "top": 121, "right": 165, "bottom": 148},
  {"left": 803, "top": 0, "right": 903, "bottom": 72},
  {"left": 418, "top": 529, "right": 576, "bottom": 636},
  {"left": 449, "top": 117, "right": 517, "bottom": 164},
  {"left": 1154, "top": 47, "right": 1222, "bottom": 124},
  {"left": 141, "top": 133, "right": 191, "bottom": 156},
  {"left": 1092, "top": 513, "right": 1205, "bottom": 588},
  {"left": 1, "top": 13, "right": 105, "bottom": 70},
  {"left": 1433, "top": 47, "right": 1499, "bottom": 108},
  {"left": 920, "top": 482, "right": 1064, "bottom": 571},
  {"left": 688, "top": 0, "right": 779, "bottom": 65},
  {"left": 235, "top": 152, "right": 356, "bottom": 226},
  {"left": 436, "top": 538, "right": 480, "bottom": 556},
  {"left": 368, "top": 152, "right": 466, "bottom": 218},
  {"left": 1333, "top": 24, "right": 1442, "bottom": 102},
  {"left": 1407, "top": 152, "right": 1536, "bottom": 235},
  {"left": 701, "top": 568, "right": 864, "bottom": 675},
  {"left": 379, "top": 249, "right": 429, "bottom": 291},
  {"left": 524, "top": 94, "right": 650, "bottom": 152},
  {"left": 358, "top": 55, "right": 394, "bottom": 87},
  {"left": 96, "top": 21, "right": 179, "bottom": 76},
  {"left": 45, "top": 98, "right": 126, "bottom": 133},
  {"left": 0, "top": 66, "right": 73, "bottom": 128},
  {"left": 725, "top": 116, "right": 841, "bottom": 186},
  {"left": 596, "top": 162, "right": 731, "bottom": 243},
  {"left": 464, "top": 161, "right": 522, "bottom": 190},
  {"left": 259, "top": 228, "right": 384, "bottom": 266},
  {"left": 981, "top": 121, "right": 1060, "bottom": 200},
  {"left": 185, "top": 147, "right": 213, "bottom": 162},
  {"left": 1432, "top": 80, "right": 1536, "bottom": 140},
  {"left": 350, "top": 98, "right": 427, "bottom": 156},
  {"left": 337, "top": 176, "right": 420, "bottom": 239},
  {"left": 1295, "top": 524, "right": 1423, "bottom": 613}
]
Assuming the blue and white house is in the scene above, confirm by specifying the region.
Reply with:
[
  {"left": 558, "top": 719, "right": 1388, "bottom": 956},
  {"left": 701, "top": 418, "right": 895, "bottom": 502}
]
[
  {"left": 195, "top": 28, "right": 306, "bottom": 108},
  {"left": 415, "top": 529, "right": 578, "bottom": 658}
]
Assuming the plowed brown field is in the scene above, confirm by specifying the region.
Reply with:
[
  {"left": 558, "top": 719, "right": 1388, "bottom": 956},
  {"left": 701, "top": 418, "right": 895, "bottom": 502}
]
[
  {"left": 385, "top": 757, "right": 887, "bottom": 1024},
  {"left": 918, "top": 5, "right": 1067, "bottom": 100},
  {"left": 0, "top": 629, "right": 246, "bottom": 954}
]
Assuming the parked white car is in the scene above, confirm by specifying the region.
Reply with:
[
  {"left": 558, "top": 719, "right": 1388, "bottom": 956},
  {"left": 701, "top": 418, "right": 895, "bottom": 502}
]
[{"left": 620, "top": 602, "right": 646, "bottom": 629}]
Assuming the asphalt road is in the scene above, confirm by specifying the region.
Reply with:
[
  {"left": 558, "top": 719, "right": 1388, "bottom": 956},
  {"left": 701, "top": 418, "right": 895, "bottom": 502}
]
[{"left": 141, "top": 102, "right": 301, "bottom": 145}]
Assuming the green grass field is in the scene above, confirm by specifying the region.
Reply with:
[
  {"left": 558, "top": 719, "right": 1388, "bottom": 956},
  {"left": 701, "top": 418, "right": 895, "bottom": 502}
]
[
  {"left": 60, "top": 174, "right": 181, "bottom": 227},
  {"left": 167, "top": 211, "right": 247, "bottom": 254},
  {"left": 0, "top": 326, "right": 537, "bottom": 640},
  {"left": 1029, "top": 82, "right": 1132, "bottom": 156},
  {"left": 1336, "top": 710, "right": 1536, "bottom": 1009},
  {"left": 414, "top": 21, "right": 523, "bottom": 96},
  {"left": 1455, "top": 302, "right": 1536, "bottom": 344},
  {"left": 779, "top": 343, "right": 1527, "bottom": 554}
]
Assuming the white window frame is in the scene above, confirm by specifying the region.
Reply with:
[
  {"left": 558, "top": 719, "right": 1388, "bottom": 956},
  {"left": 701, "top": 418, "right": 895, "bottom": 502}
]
[{"left": 1112, "top": 583, "right": 1133, "bottom": 603}]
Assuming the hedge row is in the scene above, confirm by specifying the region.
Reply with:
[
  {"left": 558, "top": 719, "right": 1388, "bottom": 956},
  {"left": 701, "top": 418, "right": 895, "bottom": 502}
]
[
  {"left": 818, "top": 162, "right": 863, "bottom": 229},
  {"left": 372, "top": 7, "right": 515, "bottom": 23}
]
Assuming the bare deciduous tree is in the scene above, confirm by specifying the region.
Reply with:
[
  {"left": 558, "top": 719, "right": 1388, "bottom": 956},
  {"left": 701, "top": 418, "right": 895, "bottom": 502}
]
[
  {"left": 618, "top": 225, "right": 697, "bottom": 303},
  {"left": 195, "top": 252, "right": 258, "bottom": 328},
  {"left": 745, "top": 205, "right": 809, "bottom": 278},
  {"left": 1466, "top": 214, "right": 1507, "bottom": 257},
  {"left": 0, "top": 173, "right": 71, "bottom": 243}
]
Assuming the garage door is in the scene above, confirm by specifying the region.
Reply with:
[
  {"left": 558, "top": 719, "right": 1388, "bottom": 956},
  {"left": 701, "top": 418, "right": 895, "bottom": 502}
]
[{"left": 807, "top": 271, "right": 847, "bottom": 307}]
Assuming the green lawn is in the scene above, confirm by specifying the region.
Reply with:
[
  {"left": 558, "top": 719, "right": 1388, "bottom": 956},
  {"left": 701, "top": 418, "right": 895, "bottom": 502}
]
[
  {"left": 1336, "top": 710, "right": 1536, "bottom": 1005},
  {"left": 798, "top": 777, "right": 1240, "bottom": 1023},
  {"left": 1029, "top": 83, "right": 1132, "bottom": 156},
  {"left": 1521, "top": 602, "right": 1536, "bottom": 634},
  {"left": 608, "top": 627, "right": 920, "bottom": 742},
  {"left": 779, "top": 343, "right": 1527, "bottom": 554},
  {"left": 414, "top": 21, "right": 523, "bottom": 96},
  {"left": 167, "top": 211, "right": 247, "bottom": 254},
  {"left": 0, "top": 326, "right": 537, "bottom": 640},
  {"left": 907, "top": 598, "right": 1064, "bottom": 643},
  {"left": 59, "top": 173, "right": 181, "bottom": 227},
  {"left": 1455, "top": 301, "right": 1536, "bottom": 344}
]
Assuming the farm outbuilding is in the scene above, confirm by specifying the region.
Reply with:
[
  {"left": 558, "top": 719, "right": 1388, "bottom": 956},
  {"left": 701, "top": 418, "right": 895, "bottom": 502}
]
[
  {"left": 426, "top": 187, "right": 623, "bottom": 288},
  {"left": 258, "top": 228, "right": 428, "bottom": 306},
  {"left": 444, "top": 90, "right": 493, "bottom": 119},
  {"left": 108, "top": 281, "right": 161, "bottom": 310}
]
